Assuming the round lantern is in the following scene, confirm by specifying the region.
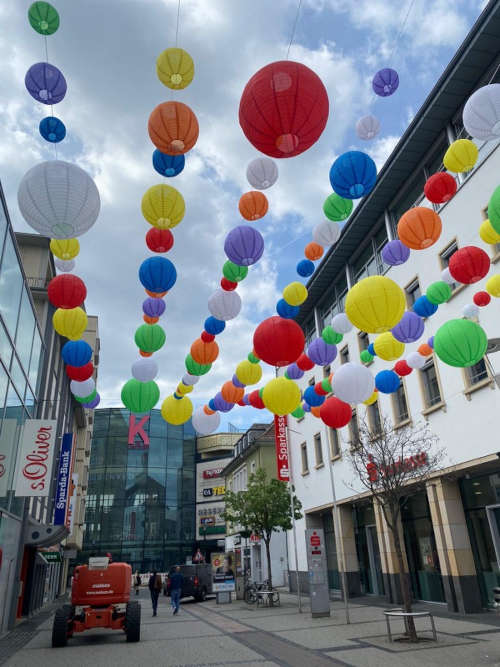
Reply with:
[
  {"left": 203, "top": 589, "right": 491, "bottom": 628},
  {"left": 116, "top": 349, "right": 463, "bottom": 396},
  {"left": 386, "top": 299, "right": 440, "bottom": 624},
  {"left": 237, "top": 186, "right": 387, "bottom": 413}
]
[
  {"left": 286, "top": 363, "right": 304, "bottom": 380},
  {"left": 424, "top": 172, "right": 457, "bottom": 204},
  {"left": 277, "top": 299, "right": 299, "bottom": 319},
  {"left": 474, "top": 291, "right": 491, "bottom": 306},
  {"left": 486, "top": 274, "right": 500, "bottom": 297},
  {"left": 426, "top": 281, "right": 452, "bottom": 305},
  {"left": 221, "top": 381, "right": 245, "bottom": 404},
  {"left": 239, "top": 191, "right": 269, "bottom": 221},
  {"left": 50, "top": 238, "right": 79, "bottom": 260},
  {"left": 25, "top": 62, "right": 66, "bottom": 104},
  {"left": 246, "top": 157, "right": 278, "bottom": 190},
  {"left": 66, "top": 362, "right": 93, "bottom": 382},
  {"left": 70, "top": 378, "right": 95, "bottom": 398},
  {"left": 248, "top": 389, "right": 265, "bottom": 409},
  {"left": 443, "top": 139, "right": 478, "bottom": 173},
  {"left": 224, "top": 226, "right": 264, "bottom": 266},
  {"left": 489, "top": 186, "right": 500, "bottom": 233},
  {"left": 463, "top": 84, "right": 500, "bottom": 141},
  {"left": 145, "top": 228, "right": 174, "bottom": 254},
  {"left": 208, "top": 289, "right": 242, "bottom": 321},
  {"left": 62, "top": 340, "right": 92, "bottom": 367},
  {"left": 48, "top": 274, "right": 86, "bottom": 309},
  {"left": 356, "top": 114, "right": 380, "bottom": 140},
  {"left": 192, "top": 406, "right": 221, "bottom": 435},
  {"left": 132, "top": 357, "right": 158, "bottom": 382},
  {"left": 448, "top": 246, "right": 490, "bottom": 284},
  {"left": 148, "top": 101, "right": 199, "bottom": 154},
  {"left": 303, "top": 386, "right": 324, "bottom": 408},
  {"left": 406, "top": 352, "right": 426, "bottom": 369},
  {"left": 222, "top": 261, "right": 248, "bottom": 283},
  {"left": 323, "top": 193, "right": 353, "bottom": 221},
  {"left": 253, "top": 316, "right": 305, "bottom": 367},
  {"left": 39, "top": 116, "right": 66, "bottom": 143},
  {"left": 463, "top": 303, "right": 480, "bottom": 319},
  {"left": 394, "top": 360, "right": 412, "bottom": 376},
  {"left": 381, "top": 240, "right": 410, "bottom": 266},
  {"left": 152, "top": 150, "right": 185, "bottom": 177},
  {"left": 307, "top": 337, "right": 337, "bottom": 366},
  {"left": 283, "top": 282, "right": 308, "bottom": 306},
  {"left": 161, "top": 395, "right": 193, "bottom": 425},
  {"left": 134, "top": 324, "right": 166, "bottom": 353},
  {"left": 322, "top": 326, "right": 343, "bottom": 345},
  {"left": 213, "top": 393, "right": 234, "bottom": 413},
  {"left": 331, "top": 313, "right": 351, "bottom": 335},
  {"left": 363, "top": 391, "right": 378, "bottom": 406},
  {"left": 397, "top": 207, "right": 442, "bottom": 250},
  {"left": 373, "top": 332, "right": 405, "bottom": 361},
  {"left": 239, "top": 60, "right": 329, "bottom": 158},
  {"left": 418, "top": 343, "right": 433, "bottom": 357},
  {"left": 191, "top": 338, "right": 219, "bottom": 365},
  {"left": 55, "top": 258, "right": 75, "bottom": 273},
  {"left": 74, "top": 390, "right": 97, "bottom": 405},
  {"left": 297, "top": 259, "right": 315, "bottom": 277},
  {"left": 329, "top": 151, "right": 377, "bottom": 199},
  {"left": 291, "top": 405, "right": 305, "bottom": 419},
  {"left": 360, "top": 350, "right": 373, "bottom": 364},
  {"left": 182, "top": 373, "right": 200, "bottom": 386},
  {"left": 82, "top": 393, "right": 100, "bottom": 409},
  {"left": 392, "top": 311, "right": 424, "bottom": 343},
  {"left": 143, "top": 297, "right": 166, "bottom": 318},
  {"left": 236, "top": 360, "right": 262, "bottom": 386},
  {"left": 139, "top": 256, "right": 177, "bottom": 293},
  {"left": 18, "top": 161, "right": 100, "bottom": 238},
  {"left": 479, "top": 219, "right": 500, "bottom": 245},
  {"left": 156, "top": 47, "right": 194, "bottom": 90},
  {"left": 141, "top": 184, "right": 185, "bottom": 229},
  {"left": 313, "top": 220, "right": 341, "bottom": 247},
  {"left": 434, "top": 319, "right": 487, "bottom": 367},
  {"left": 53, "top": 307, "right": 87, "bottom": 340},
  {"left": 28, "top": 2, "right": 60, "bottom": 35},
  {"left": 441, "top": 267, "right": 454, "bottom": 284},
  {"left": 372, "top": 68, "right": 399, "bottom": 97},
  {"left": 413, "top": 295, "right": 438, "bottom": 318},
  {"left": 304, "top": 242, "right": 323, "bottom": 260},
  {"left": 345, "top": 276, "right": 405, "bottom": 333},
  {"left": 296, "top": 353, "right": 314, "bottom": 371},
  {"left": 185, "top": 354, "right": 211, "bottom": 376},
  {"left": 221, "top": 277, "right": 237, "bottom": 291},
  {"left": 332, "top": 363, "right": 374, "bottom": 404},
  {"left": 375, "top": 370, "right": 400, "bottom": 394},
  {"left": 204, "top": 316, "right": 226, "bottom": 335},
  {"left": 262, "top": 377, "right": 301, "bottom": 415}
]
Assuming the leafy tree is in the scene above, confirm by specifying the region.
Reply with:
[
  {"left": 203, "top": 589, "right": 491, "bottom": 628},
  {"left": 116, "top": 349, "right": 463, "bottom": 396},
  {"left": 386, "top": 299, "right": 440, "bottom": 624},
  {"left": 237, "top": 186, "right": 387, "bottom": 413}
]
[{"left": 223, "top": 468, "right": 302, "bottom": 593}]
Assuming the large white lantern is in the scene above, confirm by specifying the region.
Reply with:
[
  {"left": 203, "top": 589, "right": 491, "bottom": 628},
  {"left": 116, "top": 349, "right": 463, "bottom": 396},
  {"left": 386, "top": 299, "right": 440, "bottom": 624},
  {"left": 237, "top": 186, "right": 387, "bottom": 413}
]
[
  {"left": 132, "top": 358, "right": 158, "bottom": 382},
  {"left": 332, "top": 312, "right": 352, "bottom": 334},
  {"left": 441, "top": 267, "right": 454, "bottom": 284},
  {"left": 246, "top": 157, "right": 278, "bottom": 190},
  {"left": 463, "top": 84, "right": 500, "bottom": 142},
  {"left": 70, "top": 378, "right": 95, "bottom": 397},
  {"left": 406, "top": 351, "right": 426, "bottom": 369},
  {"left": 313, "top": 220, "right": 341, "bottom": 247},
  {"left": 463, "top": 303, "right": 479, "bottom": 319},
  {"left": 331, "top": 362, "right": 374, "bottom": 404},
  {"left": 18, "top": 160, "right": 100, "bottom": 238},
  {"left": 55, "top": 258, "right": 75, "bottom": 273},
  {"left": 208, "top": 289, "right": 242, "bottom": 321},
  {"left": 356, "top": 114, "right": 381, "bottom": 140},
  {"left": 192, "top": 406, "right": 221, "bottom": 435}
]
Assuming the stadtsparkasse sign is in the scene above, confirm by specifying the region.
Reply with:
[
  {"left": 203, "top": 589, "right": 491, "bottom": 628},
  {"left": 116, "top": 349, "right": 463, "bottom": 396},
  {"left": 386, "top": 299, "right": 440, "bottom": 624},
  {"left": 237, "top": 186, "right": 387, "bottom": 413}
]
[
  {"left": 274, "top": 415, "right": 289, "bottom": 482},
  {"left": 15, "top": 420, "right": 57, "bottom": 497}
]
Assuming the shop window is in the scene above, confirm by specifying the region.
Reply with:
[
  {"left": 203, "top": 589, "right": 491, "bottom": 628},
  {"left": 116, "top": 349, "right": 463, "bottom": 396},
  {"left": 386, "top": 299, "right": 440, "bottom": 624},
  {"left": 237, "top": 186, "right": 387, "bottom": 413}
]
[
  {"left": 392, "top": 381, "right": 409, "bottom": 424},
  {"left": 301, "top": 442, "right": 309, "bottom": 474},
  {"left": 328, "top": 428, "right": 340, "bottom": 459},
  {"left": 349, "top": 410, "right": 359, "bottom": 447},
  {"left": 314, "top": 433, "right": 323, "bottom": 467},
  {"left": 465, "top": 357, "right": 489, "bottom": 387},
  {"left": 405, "top": 277, "right": 421, "bottom": 308},
  {"left": 367, "top": 402, "right": 382, "bottom": 436},
  {"left": 340, "top": 346, "right": 350, "bottom": 365},
  {"left": 420, "top": 359, "right": 443, "bottom": 408}
]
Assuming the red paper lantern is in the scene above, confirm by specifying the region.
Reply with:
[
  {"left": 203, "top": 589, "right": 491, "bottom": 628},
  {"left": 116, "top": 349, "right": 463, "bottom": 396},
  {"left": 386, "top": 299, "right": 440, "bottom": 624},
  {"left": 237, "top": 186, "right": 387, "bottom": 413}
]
[
  {"left": 448, "top": 246, "right": 490, "bottom": 284},
  {"left": 473, "top": 291, "right": 491, "bottom": 307},
  {"left": 221, "top": 277, "right": 237, "bottom": 291},
  {"left": 239, "top": 61, "right": 329, "bottom": 158},
  {"left": 237, "top": 399, "right": 246, "bottom": 407},
  {"left": 394, "top": 360, "right": 412, "bottom": 376},
  {"left": 319, "top": 396, "right": 352, "bottom": 428},
  {"left": 424, "top": 172, "right": 457, "bottom": 204},
  {"left": 314, "top": 382, "right": 328, "bottom": 396},
  {"left": 146, "top": 228, "right": 174, "bottom": 253},
  {"left": 48, "top": 274, "right": 87, "bottom": 309},
  {"left": 248, "top": 389, "right": 265, "bottom": 409},
  {"left": 296, "top": 353, "right": 314, "bottom": 371},
  {"left": 201, "top": 331, "right": 215, "bottom": 342},
  {"left": 253, "top": 316, "right": 305, "bottom": 367},
  {"left": 66, "top": 362, "right": 94, "bottom": 381}
]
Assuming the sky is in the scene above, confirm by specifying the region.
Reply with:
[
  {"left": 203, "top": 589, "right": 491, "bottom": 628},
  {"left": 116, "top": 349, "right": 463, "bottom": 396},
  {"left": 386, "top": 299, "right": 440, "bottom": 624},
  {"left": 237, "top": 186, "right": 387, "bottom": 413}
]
[{"left": 0, "top": 0, "right": 488, "bottom": 431}]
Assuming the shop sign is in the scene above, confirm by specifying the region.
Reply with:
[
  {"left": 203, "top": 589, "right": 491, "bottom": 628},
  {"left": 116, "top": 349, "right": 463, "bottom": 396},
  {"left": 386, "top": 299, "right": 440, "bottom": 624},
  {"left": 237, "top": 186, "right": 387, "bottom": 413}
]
[
  {"left": 274, "top": 415, "right": 289, "bottom": 481},
  {"left": 250, "top": 533, "right": 260, "bottom": 543},
  {"left": 39, "top": 550, "right": 62, "bottom": 563},
  {"left": 128, "top": 415, "right": 150, "bottom": 449},
  {"left": 54, "top": 433, "right": 75, "bottom": 525},
  {"left": 203, "top": 467, "right": 224, "bottom": 479},
  {"left": 202, "top": 485, "right": 225, "bottom": 497},
  {"left": 67, "top": 473, "right": 78, "bottom": 535},
  {"left": 200, "top": 516, "right": 215, "bottom": 525},
  {"left": 15, "top": 420, "right": 57, "bottom": 497},
  {"left": 366, "top": 452, "right": 428, "bottom": 482}
]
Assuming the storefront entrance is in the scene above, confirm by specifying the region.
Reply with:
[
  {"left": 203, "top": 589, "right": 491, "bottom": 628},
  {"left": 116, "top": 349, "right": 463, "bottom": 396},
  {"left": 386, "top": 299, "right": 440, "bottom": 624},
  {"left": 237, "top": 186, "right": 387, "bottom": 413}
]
[{"left": 354, "top": 503, "right": 384, "bottom": 596}]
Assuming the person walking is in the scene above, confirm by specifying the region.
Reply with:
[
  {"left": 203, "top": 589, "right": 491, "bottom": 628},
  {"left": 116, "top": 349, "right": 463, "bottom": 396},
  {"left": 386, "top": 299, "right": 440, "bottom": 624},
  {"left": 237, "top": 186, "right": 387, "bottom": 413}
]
[
  {"left": 148, "top": 570, "right": 162, "bottom": 616},
  {"left": 134, "top": 570, "right": 141, "bottom": 595},
  {"left": 170, "top": 565, "right": 183, "bottom": 615}
]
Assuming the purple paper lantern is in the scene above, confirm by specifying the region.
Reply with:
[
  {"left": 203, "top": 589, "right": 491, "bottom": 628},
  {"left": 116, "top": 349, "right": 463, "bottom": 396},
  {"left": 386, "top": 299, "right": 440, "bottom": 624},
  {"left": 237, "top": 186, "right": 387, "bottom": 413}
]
[
  {"left": 391, "top": 312, "right": 424, "bottom": 343},
  {"left": 307, "top": 337, "right": 337, "bottom": 366},
  {"left": 213, "top": 392, "right": 234, "bottom": 412},
  {"left": 372, "top": 68, "right": 399, "bottom": 97},
  {"left": 142, "top": 297, "right": 166, "bottom": 318},
  {"left": 381, "top": 240, "right": 410, "bottom": 266},
  {"left": 428, "top": 336, "right": 434, "bottom": 349},
  {"left": 243, "top": 394, "right": 250, "bottom": 405},
  {"left": 224, "top": 225, "right": 264, "bottom": 267},
  {"left": 286, "top": 363, "right": 304, "bottom": 380},
  {"left": 232, "top": 374, "right": 245, "bottom": 388},
  {"left": 302, "top": 402, "right": 311, "bottom": 413},
  {"left": 25, "top": 62, "right": 67, "bottom": 105},
  {"left": 83, "top": 392, "right": 100, "bottom": 409}
]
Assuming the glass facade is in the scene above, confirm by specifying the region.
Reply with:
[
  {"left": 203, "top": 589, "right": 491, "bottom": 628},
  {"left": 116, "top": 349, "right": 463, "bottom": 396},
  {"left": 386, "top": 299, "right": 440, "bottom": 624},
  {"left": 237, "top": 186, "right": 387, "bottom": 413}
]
[{"left": 82, "top": 408, "right": 196, "bottom": 572}]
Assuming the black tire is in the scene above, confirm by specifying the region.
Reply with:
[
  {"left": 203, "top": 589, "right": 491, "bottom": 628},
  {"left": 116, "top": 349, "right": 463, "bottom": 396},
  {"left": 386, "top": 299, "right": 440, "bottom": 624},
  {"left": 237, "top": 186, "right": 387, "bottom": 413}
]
[
  {"left": 52, "top": 605, "right": 73, "bottom": 647},
  {"left": 125, "top": 601, "right": 141, "bottom": 642},
  {"left": 195, "top": 587, "right": 207, "bottom": 602}
]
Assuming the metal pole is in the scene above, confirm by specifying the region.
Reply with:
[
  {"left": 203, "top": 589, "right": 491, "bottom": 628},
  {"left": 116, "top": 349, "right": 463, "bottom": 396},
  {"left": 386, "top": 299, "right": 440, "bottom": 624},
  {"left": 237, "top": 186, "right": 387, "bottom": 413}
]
[{"left": 286, "top": 422, "right": 302, "bottom": 613}]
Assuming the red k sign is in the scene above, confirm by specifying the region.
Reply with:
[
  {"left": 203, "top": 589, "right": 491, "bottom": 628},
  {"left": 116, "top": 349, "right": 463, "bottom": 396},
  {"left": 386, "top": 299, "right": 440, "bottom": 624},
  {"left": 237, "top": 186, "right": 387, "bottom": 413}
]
[
  {"left": 15, "top": 420, "right": 57, "bottom": 497},
  {"left": 128, "top": 415, "right": 150, "bottom": 449},
  {"left": 274, "top": 415, "right": 289, "bottom": 482}
]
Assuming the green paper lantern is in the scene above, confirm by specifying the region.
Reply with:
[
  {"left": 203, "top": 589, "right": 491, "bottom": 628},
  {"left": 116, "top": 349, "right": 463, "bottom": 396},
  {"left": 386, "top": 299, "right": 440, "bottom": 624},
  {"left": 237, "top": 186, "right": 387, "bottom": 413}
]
[
  {"left": 121, "top": 379, "right": 160, "bottom": 413},
  {"left": 488, "top": 184, "right": 500, "bottom": 234},
  {"left": 322, "top": 326, "right": 343, "bottom": 345},
  {"left": 291, "top": 405, "right": 305, "bottom": 419},
  {"left": 284, "top": 371, "right": 290, "bottom": 379},
  {"left": 134, "top": 324, "right": 166, "bottom": 353},
  {"left": 323, "top": 193, "right": 353, "bottom": 221},
  {"left": 434, "top": 319, "right": 488, "bottom": 368},
  {"left": 360, "top": 349, "right": 374, "bottom": 364},
  {"left": 259, "top": 387, "right": 264, "bottom": 398},
  {"left": 28, "top": 2, "right": 59, "bottom": 35},
  {"left": 222, "top": 261, "right": 248, "bottom": 282},
  {"left": 185, "top": 354, "right": 211, "bottom": 376},
  {"left": 248, "top": 352, "right": 260, "bottom": 364},
  {"left": 426, "top": 281, "right": 452, "bottom": 305},
  {"left": 74, "top": 389, "right": 97, "bottom": 404},
  {"left": 321, "top": 378, "right": 332, "bottom": 393}
]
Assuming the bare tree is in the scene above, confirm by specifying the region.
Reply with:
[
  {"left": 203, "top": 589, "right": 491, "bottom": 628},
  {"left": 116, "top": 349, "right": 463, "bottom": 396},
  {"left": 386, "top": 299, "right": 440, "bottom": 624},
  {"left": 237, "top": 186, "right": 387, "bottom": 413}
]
[{"left": 346, "top": 414, "right": 443, "bottom": 642}]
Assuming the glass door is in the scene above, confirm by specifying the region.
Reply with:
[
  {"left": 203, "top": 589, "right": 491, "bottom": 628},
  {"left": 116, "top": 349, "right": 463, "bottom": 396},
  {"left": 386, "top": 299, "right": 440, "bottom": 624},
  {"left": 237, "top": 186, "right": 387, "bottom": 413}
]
[
  {"left": 486, "top": 505, "right": 500, "bottom": 569},
  {"left": 366, "top": 525, "right": 384, "bottom": 596}
]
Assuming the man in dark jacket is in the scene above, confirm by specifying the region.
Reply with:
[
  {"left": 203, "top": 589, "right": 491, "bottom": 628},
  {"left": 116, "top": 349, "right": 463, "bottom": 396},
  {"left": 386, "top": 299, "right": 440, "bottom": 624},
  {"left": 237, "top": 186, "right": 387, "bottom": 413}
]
[
  {"left": 170, "top": 566, "right": 183, "bottom": 615},
  {"left": 148, "top": 571, "right": 162, "bottom": 616}
]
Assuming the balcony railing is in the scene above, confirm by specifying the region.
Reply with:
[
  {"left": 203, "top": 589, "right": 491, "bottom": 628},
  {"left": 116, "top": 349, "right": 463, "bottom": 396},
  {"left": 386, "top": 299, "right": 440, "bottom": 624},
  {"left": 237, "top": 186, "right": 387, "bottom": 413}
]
[{"left": 26, "top": 276, "right": 49, "bottom": 290}]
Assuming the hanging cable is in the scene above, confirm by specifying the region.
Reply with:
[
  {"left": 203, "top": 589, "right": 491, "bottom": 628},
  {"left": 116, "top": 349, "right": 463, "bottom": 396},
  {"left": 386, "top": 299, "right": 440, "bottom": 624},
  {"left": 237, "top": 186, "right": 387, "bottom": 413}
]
[
  {"left": 175, "top": 0, "right": 181, "bottom": 48},
  {"left": 286, "top": 0, "right": 302, "bottom": 60}
]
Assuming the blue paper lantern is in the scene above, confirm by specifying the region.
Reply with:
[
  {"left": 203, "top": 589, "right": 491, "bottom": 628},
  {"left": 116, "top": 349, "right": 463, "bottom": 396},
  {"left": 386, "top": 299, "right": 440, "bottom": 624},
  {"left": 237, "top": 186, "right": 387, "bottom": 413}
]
[
  {"left": 39, "top": 116, "right": 66, "bottom": 143},
  {"left": 367, "top": 343, "right": 376, "bottom": 356},
  {"left": 375, "top": 370, "right": 400, "bottom": 394},
  {"left": 152, "top": 150, "right": 185, "bottom": 177},
  {"left": 304, "top": 385, "right": 325, "bottom": 407},
  {"left": 276, "top": 298, "right": 299, "bottom": 319},
  {"left": 329, "top": 151, "right": 377, "bottom": 199},
  {"left": 62, "top": 340, "right": 92, "bottom": 367},
  {"left": 208, "top": 398, "right": 217, "bottom": 411},
  {"left": 138, "top": 256, "right": 177, "bottom": 293},
  {"left": 204, "top": 316, "right": 226, "bottom": 335},
  {"left": 413, "top": 295, "right": 438, "bottom": 318},
  {"left": 297, "top": 259, "right": 315, "bottom": 277}
]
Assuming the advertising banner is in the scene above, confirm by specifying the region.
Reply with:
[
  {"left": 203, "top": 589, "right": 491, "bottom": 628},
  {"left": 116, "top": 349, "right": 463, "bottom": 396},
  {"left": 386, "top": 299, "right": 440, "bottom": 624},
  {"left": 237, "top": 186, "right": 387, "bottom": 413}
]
[
  {"left": 54, "top": 433, "right": 75, "bottom": 525},
  {"left": 67, "top": 473, "right": 78, "bottom": 535},
  {"left": 14, "top": 420, "right": 57, "bottom": 497},
  {"left": 274, "top": 415, "right": 289, "bottom": 482},
  {"left": 211, "top": 552, "right": 235, "bottom": 592}
]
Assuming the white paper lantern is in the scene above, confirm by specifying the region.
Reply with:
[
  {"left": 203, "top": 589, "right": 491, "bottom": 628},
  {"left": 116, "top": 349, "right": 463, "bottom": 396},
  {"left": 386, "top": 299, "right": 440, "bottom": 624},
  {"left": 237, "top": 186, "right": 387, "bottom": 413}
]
[
  {"left": 182, "top": 373, "right": 199, "bottom": 386},
  {"left": 18, "top": 160, "right": 100, "bottom": 239},
  {"left": 463, "top": 84, "right": 500, "bottom": 142},
  {"left": 192, "top": 406, "right": 221, "bottom": 435},
  {"left": 313, "top": 220, "right": 341, "bottom": 247},
  {"left": 70, "top": 378, "right": 95, "bottom": 397},
  {"left": 356, "top": 114, "right": 381, "bottom": 140},
  {"left": 407, "top": 351, "right": 426, "bottom": 369},
  {"left": 332, "top": 362, "right": 374, "bottom": 404},
  {"left": 463, "top": 303, "right": 479, "bottom": 319},
  {"left": 332, "top": 312, "right": 352, "bottom": 334},
  {"left": 246, "top": 157, "right": 278, "bottom": 190},
  {"left": 55, "top": 258, "right": 75, "bottom": 273},
  {"left": 208, "top": 289, "right": 242, "bottom": 321},
  {"left": 441, "top": 267, "right": 454, "bottom": 284},
  {"left": 132, "top": 358, "right": 158, "bottom": 382}
]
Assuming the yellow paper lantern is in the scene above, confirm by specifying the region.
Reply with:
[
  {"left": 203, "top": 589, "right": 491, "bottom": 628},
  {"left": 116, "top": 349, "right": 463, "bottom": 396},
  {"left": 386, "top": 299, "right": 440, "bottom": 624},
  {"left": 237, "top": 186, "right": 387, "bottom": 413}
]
[
  {"left": 262, "top": 377, "right": 301, "bottom": 416},
  {"left": 283, "top": 281, "right": 308, "bottom": 306},
  {"left": 176, "top": 383, "right": 193, "bottom": 395},
  {"left": 141, "top": 184, "right": 185, "bottom": 229},
  {"left": 161, "top": 395, "right": 193, "bottom": 425},
  {"left": 363, "top": 390, "right": 378, "bottom": 406},
  {"left": 479, "top": 219, "right": 500, "bottom": 245},
  {"left": 373, "top": 332, "right": 405, "bottom": 361},
  {"left": 53, "top": 307, "right": 87, "bottom": 340},
  {"left": 443, "top": 139, "right": 478, "bottom": 173},
  {"left": 235, "top": 359, "right": 262, "bottom": 386},
  {"left": 50, "top": 238, "right": 80, "bottom": 260},
  {"left": 345, "top": 276, "right": 405, "bottom": 334},
  {"left": 156, "top": 48, "right": 194, "bottom": 90},
  {"left": 486, "top": 274, "right": 500, "bottom": 297}
]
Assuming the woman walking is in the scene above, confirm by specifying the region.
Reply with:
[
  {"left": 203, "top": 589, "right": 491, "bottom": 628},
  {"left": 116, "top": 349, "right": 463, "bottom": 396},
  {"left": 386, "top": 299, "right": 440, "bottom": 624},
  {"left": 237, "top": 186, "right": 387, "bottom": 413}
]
[{"left": 148, "top": 571, "right": 162, "bottom": 616}]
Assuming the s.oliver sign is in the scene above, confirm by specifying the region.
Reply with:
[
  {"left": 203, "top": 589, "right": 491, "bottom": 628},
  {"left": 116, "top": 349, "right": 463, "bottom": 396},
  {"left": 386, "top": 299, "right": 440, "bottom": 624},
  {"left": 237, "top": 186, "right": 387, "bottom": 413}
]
[
  {"left": 274, "top": 415, "right": 289, "bottom": 482},
  {"left": 15, "top": 420, "right": 57, "bottom": 497}
]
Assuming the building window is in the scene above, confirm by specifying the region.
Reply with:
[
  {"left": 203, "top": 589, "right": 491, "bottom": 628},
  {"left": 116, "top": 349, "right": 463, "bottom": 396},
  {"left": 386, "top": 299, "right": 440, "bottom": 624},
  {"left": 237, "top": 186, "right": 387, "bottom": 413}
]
[
  {"left": 319, "top": 273, "right": 348, "bottom": 328},
  {"left": 250, "top": 461, "right": 256, "bottom": 474},
  {"left": 308, "top": 376, "right": 315, "bottom": 387},
  {"left": 314, "top": 433, "right": 323, "bottom": 467},
  {"left": 323, "top": 364, "right": 331, "bottom": 380},
  {"left": 304, "top": 319, "right": 316, "bottom": 347},
  {"left": 328, "top": 428, "right": 340, "bottom": 459},
  {"left": 340, "top": 346, "right": 350, "bottom": 365},
  {"left": 389, "top": 171, "right": 426, "bottom": 236},
  {"left": 465, "top": 358, "right": 489, "bottom": 387},
  {"left": 420, "top": 359, "right": 443, "bottom": 408},
  {"left": 439, "top": 240, "right": 459, "bottom": 290},
  {"left": 349, "top": 410, "right": 359, "bottom": 446},
  {"left": 405, "top": 277, "right": 421, "bottom": 308},
  {"left": 358, "top": 332, "right": 370, "bottom": 351},
  {"left": 367, "top": 403, "right": 382, "bottom": 436},
  {"left": 351, "top": 225, "right": 387, "bottom": 283},
  {"left": 301, "top": 443, "right": 309, "bottom": 474},
  {"left": 392, "top": 381, "right": 409, "bottom": 423}
]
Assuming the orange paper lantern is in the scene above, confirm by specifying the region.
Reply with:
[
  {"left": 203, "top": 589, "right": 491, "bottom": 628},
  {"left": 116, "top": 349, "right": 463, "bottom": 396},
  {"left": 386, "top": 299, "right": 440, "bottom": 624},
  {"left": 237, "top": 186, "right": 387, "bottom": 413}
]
[
  {"left": 221, "top": 381, "right": 245, "bottom": 404},
  {"left": 310, "top": 405, "right": 322, "bottom": 417},
  {"left": 418, "top": 343, "right": 433, "bottom": 357},
  {"left": 148, "top": 101, "right": 199, "bottom": 155},
  {"left": 397, "top": 207, "right": 442, "bottom": 250},
  {"left": 139, "top": 350, "right": 153, "bottom": 357},
  {"left": 145, "top": 289, "right": 167, "bottom": 298},
  {"left": 190, "top": 338, "right": 219, "bottom": 365},
  {"left": 203, "top": 405, "right": 215, "bottom": 415},
  {"left": 305, "top": 242, "right": 324, "bottom": 260},
  {"left": 143, "top": 315, "right": 159, "bottom": 324},
  {"left": 238, "top": 191, "right": 269, "bottom": 221}
]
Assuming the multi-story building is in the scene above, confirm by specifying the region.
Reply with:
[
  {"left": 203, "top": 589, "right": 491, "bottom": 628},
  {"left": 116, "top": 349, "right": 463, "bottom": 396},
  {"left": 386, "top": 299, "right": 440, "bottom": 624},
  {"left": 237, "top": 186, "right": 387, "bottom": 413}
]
[{"left": 283, "top": 4, "right": 500, "bottom": 614}]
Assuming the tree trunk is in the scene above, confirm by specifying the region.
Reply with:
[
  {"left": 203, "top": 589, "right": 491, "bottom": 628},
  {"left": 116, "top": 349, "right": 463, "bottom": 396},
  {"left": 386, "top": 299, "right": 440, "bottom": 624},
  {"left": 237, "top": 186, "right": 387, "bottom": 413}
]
[
  {"left": 264, "top": 536, "right": 273, "bottom": 605},
  {"left": 392, "top": 514, "right": 417, "bottom": 642}
]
